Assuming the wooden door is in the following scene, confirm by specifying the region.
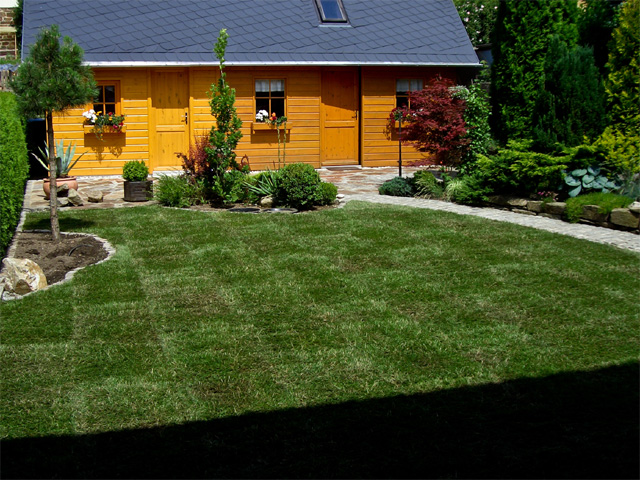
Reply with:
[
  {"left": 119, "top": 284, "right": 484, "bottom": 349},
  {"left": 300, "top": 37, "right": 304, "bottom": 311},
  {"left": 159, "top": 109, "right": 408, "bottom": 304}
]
[
  {"left": 321, "top": 69, "right": 359, "bottom": 166},
  {"left": 152, "top": 70, "right": 189, "bottom": 169}
]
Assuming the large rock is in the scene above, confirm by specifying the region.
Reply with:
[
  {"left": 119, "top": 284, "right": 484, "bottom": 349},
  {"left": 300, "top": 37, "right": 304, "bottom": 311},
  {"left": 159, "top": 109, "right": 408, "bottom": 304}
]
[
  {"left": 629, "top": 202, "right": 640, "bottom": 214},
  {"left": 506, "top": 197, "right": 528, "bottom": 208},
  {"left": 67, "top": 189, "right": 84, "bottom": 206},
  {"left": 1, "top": 258, "right": 47, "bottom": 295},
  {"left": 543, "top": 202, "right": 566, "bottom": 216},
  {"left": 260, "top": 196, "right": 274, "bottom": 208},
  {"left": 581, "top": 205, "right": 608, "bottom": 223},
  {"left": 610, "top": 208, "right": 640, "bottom": 229},
  {"left": 527, "top": 201, "right": 544, "bottom": 213},
  {"left": 86, "top": 189, "right": 104, "bottom": 203}
]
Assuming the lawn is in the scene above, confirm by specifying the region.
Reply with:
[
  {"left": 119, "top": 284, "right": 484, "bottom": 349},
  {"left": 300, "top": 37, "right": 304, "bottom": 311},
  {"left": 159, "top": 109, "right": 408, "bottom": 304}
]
[{"left": 1, "top": 202, "right": 638, "bottom": 478}]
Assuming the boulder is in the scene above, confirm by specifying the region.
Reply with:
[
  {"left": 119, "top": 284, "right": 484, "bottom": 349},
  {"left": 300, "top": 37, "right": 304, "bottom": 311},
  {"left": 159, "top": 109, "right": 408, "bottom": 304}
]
[
  {"left": 87, "top": 189, "right": 104, "bottom": 203},
  {"left": 581, "top": 205, "right": 608, "bottom": 223},
  {"left": 610, "top": 208, "right": 640, "bottom": 229},
  {"left": 67, "top": 189, "right": 84, "bottom": 206},
  {"left": 629, "top": 202, "right": 640, "bottom": 214},
  {"left": 260, "top": 196, "right": 274, "bottom": 208},
  {"left": 506, "top": 197, "right": 528, "bottom": 208},
  {"left": 527, "top": 201, "right": 544, "bottom": 213},
  {"left": 543, "top": 202, "right": 566, "bottom": 216},
  {"left": 1, "top": 258, "right": 47, "bottom": 295}
]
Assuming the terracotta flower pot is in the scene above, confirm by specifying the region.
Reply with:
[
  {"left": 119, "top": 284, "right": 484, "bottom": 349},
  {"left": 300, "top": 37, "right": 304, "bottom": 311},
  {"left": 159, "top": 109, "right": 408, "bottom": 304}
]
[{"left": 43, "top": 176, "right": 78, "bottom": 199}]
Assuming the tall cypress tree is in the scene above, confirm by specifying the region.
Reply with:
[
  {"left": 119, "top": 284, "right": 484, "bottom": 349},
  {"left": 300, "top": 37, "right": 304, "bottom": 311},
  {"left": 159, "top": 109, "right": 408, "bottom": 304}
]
[
  {"left": 491, "top": 0, "right": 579, "bottom": 143},
  {"left": 531, "top": 36, "right": 607, "bottom": 151}
]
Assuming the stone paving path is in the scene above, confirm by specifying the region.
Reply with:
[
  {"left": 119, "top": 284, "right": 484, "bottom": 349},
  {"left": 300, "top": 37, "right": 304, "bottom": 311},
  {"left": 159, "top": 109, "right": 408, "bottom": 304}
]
[{"left": 21, "top": 166, "right": 640, "bottom": 253}]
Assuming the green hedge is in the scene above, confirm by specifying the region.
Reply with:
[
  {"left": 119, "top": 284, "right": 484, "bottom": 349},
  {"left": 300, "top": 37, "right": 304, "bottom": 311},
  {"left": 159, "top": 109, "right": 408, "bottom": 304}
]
[{"left": 0, "top": 92, "right": 29, "bottom": 257}]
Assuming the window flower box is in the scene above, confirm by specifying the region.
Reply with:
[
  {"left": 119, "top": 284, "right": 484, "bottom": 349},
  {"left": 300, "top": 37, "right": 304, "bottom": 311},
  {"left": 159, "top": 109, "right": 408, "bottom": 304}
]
[
  {"left": 252, "top": 122, "right": 291, "bottom": 132},
  {"left": 83, "top": 124, "right": 127, "bottom": 134}
]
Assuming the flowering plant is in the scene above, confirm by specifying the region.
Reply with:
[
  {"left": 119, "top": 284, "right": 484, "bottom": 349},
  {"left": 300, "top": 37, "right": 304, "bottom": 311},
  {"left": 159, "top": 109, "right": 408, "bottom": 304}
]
[
  {"left": 255, "top": 110, "right": 270, "bottom": 122},
  {"left": 83, "top": 109, "right": 125, "bottom": 137}
]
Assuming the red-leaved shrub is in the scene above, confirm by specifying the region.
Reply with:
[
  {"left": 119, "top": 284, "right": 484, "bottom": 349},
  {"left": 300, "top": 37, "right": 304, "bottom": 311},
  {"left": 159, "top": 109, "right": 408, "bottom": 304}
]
[{"left": 390, "top": 76, "right": 470, "bottom": 167}]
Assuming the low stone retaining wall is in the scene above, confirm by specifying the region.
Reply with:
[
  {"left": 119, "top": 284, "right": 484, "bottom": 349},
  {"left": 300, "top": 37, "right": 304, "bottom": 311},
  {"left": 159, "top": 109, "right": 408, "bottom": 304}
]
[{"left": 486, "top": 195, "right": 640, "bottom": 233}]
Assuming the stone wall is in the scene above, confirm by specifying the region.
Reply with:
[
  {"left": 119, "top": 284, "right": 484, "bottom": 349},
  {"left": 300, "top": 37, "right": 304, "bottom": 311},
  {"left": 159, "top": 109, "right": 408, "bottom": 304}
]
[
  {"left": 0, "top": 7, "right": 17, "bottom": 59},
  {"left": 487, "top": 195, "right": 640, "bottom": 232}
]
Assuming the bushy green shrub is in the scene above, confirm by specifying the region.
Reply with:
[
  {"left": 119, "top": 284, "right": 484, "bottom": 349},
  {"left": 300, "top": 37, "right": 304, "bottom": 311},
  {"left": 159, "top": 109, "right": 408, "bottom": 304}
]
[
  {"left": 445, "top": 174, "right": 492, "bottom": 205},
  {"left": 565, "top": 192, "right": 633, "bottom": 223},
  {"left": 378, "top": 177, "right": 414, "bottom": 197},
  {"left": 413, "top": 170, "right": 444, "bottom": 198},
  {"left": 275, "top": 163, "right": 322, "bottom": 210},
  {"left": 0, "top": 92, "right": 28, "bottom": 257},
  {"left": 318, "top": 181, "right": 338, "bottom": 206},
  {"left": 154, "top": 174, "right": 205, "bottom": 208},
  {"left": 473, "top": 140, "right": 571, "bottom": 195},
  {"left": 122, "top": 160, "right": 149, "bottom": 181},
  {"left": 593, "top": 127, "right": 640, "bottom": 175}
]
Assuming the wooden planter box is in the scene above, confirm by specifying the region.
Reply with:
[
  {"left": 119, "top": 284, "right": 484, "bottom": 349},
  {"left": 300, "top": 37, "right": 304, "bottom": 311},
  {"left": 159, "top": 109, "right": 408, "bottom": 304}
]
[
  {"left": 123, "top": 180, "right": 153, "bottom": 202},
  {"left": 83, "top": 125, "right": 127, "bottom": 134}
]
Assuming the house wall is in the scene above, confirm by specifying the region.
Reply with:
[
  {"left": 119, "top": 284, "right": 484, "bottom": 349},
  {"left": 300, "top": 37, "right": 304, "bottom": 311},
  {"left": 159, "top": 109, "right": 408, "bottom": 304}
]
[
  {"left": 0, "top": 7, "right": 17, "bottom": 58},
  {"left": 53, "top": 65, "right": 458, "bottom": 176}
]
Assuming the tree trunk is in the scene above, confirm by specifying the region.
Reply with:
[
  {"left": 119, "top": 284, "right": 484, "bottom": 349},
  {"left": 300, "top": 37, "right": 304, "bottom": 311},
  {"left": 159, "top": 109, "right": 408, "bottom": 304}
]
[{"left": 46, "top": 111, "right": 60, "bottom": 242}]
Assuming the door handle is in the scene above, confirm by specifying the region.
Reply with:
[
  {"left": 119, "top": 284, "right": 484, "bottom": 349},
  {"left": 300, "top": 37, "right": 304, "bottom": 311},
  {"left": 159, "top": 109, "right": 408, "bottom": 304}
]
[{"left": 183, "top": 112, "right": 188, "bottom": 124}]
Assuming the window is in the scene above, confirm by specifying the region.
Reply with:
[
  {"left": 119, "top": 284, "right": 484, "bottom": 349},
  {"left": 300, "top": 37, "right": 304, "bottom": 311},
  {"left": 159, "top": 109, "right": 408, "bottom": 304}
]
[
  {"left": 255, "top": 79, "right": 285, "bottom": 118},
  {"left": 315, "top": 0, "right": 348, "bottom": 23},
  {"left": 93, "top": 82, "right": 120, "bottom": 115},
  {"left": 396, "top": 79, "right": 423, "bottom": 108}
]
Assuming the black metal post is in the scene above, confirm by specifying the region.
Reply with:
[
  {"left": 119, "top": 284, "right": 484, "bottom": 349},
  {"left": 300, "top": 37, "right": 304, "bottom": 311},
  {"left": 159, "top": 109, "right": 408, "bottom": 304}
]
[{"left": 398, "top": 117, "right": 402, "bottom": 178}]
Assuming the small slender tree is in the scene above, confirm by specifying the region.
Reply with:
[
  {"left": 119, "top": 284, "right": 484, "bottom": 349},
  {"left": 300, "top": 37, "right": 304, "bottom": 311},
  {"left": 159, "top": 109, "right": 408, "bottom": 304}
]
[
  {"left": 10, "top": 25, "right": 96, "bottom": 242},
  {"left": 206, "top": 29, "right": 243, "bottom": 203}
]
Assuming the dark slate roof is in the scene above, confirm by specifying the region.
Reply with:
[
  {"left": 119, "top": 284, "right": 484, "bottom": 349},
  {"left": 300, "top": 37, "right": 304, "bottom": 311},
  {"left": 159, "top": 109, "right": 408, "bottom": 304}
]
[{"left": 22, "top": 0, "right": 478, "bottom": 67}]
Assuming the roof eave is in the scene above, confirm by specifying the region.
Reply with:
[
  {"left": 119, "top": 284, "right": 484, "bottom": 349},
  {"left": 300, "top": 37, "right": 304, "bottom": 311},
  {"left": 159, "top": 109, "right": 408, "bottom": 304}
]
[{"left": 85, "top": 60, "right": 481, "bottom": 67}]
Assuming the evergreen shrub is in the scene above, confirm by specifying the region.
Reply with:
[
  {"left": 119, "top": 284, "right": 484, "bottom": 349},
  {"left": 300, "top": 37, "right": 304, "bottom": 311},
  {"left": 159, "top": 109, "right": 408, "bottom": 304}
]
[
  {"left": 378, "top": 177, "right": 414, "bottom": 197},
  {"left": 0, "top": 92, "right": 29, "bottom": 256},
  {"left": 318, "top": 182, "right": 338, "bottom": 206},
  {"left": 122, "top": 160, "right": 149, "bottom": 181},
  {"left": 275, "top": 163, "right": 322, "bottom": 210}
]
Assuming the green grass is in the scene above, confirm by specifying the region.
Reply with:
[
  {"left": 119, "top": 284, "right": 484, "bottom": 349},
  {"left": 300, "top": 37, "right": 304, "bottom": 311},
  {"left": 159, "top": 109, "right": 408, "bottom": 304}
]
[
  {"left": 565, "top": 192, "right": 634, "bottom": 223},
  {"left": 1, "top": 202, "right": 638, "bottom": 478}
]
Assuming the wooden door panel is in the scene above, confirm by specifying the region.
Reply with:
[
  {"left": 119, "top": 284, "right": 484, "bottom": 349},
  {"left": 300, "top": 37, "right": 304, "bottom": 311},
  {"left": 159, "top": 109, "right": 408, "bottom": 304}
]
[
  {"left": 153, "top": 70, "right": 189, "bottom": 169},
  {"left": 321, "top": 69, "right": 359, "bottom": 166}
]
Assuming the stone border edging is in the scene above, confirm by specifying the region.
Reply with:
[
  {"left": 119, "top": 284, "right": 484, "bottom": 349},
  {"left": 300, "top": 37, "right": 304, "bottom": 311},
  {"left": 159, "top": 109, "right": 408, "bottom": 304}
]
[{"left": 1, "top": 213, "right": 116, "bottom": 301}]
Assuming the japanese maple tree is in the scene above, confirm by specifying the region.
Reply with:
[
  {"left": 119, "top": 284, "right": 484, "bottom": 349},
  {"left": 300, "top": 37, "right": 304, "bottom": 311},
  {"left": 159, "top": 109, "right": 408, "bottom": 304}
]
[{"left": 390, "top": 77, "right": 470, "bottom": 167}]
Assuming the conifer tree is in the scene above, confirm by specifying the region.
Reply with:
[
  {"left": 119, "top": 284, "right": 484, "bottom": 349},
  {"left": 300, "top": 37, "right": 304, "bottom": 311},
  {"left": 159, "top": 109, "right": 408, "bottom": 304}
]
[
  {"left": 206, "top": 29, "right": 243, "bottom": 203},
  {"left": 531, "top": 36, "right": 607, "bottom": 151},
  {"left": 491, "top": 0, "right": 579, "bottom": 143},
  {"left": 604, "top": 0, "right": 639, "bottom": 134},
  {"left": 10, "top": 25, "right": 96, "bottom": 242}
]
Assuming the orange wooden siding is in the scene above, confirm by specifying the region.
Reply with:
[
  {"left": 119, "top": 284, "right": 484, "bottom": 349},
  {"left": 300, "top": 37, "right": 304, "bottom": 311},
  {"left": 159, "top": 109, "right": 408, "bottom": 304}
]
[{"left": 51, "top": 66, "right": 457, "bottom": 175}]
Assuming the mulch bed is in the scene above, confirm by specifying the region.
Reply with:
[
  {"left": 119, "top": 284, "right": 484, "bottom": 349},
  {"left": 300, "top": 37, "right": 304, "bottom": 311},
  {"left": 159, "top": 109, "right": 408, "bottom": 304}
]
[{"left": 10, "top": 231, "right": 109, "bottom": 285}]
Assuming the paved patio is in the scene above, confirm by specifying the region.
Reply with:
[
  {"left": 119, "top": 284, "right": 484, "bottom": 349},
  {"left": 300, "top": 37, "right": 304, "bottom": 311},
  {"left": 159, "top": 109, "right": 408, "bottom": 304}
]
[{"left": 21, "top": 166, "right": 640, "bottom": 252}]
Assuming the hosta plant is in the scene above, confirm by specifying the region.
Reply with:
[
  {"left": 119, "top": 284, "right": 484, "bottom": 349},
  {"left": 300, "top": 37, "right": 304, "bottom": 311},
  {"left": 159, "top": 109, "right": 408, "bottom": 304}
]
[{"left": 563, "top": 166, "right": 618, "bottom": 197}]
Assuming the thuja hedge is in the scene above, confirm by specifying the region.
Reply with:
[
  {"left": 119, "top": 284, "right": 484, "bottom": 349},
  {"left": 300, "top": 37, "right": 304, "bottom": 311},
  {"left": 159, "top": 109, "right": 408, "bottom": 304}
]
[{"left": 0, "top": 92, "right": 29, "bottom": 257}]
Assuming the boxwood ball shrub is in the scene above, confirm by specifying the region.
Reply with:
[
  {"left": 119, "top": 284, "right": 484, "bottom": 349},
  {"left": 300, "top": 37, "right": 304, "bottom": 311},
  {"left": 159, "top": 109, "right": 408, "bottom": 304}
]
[
  {"left": 0, "top": 92, "right": 29, "bottom": 256},
  {"left": 123, "top": 160, "right": 149, "bottom": 181},
  {"left": 275, "top": 163, "right": 322, "bottom": 210},
  {"left": 318, "top": 181, "right": 338, "bottom": 206},
  {"left": 378, "top": 177, "right": 414, "bottom": 197}
]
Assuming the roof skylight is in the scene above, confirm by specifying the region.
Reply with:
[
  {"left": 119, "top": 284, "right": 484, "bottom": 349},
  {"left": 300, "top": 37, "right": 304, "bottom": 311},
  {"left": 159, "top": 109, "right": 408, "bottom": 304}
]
[{"left": 315, "top": 0, "right": 348, "bottom": 23}]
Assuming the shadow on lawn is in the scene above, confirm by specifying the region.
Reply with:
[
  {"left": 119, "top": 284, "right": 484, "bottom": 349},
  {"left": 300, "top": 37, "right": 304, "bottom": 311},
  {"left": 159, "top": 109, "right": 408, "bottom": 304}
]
[{"left": 3, "top": 363, "right": 638, "bottom": 479}]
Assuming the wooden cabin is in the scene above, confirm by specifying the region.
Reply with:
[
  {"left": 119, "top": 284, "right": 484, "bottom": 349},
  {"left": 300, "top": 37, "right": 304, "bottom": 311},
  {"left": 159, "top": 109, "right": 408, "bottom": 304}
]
[{"left": 21, "top": 0, "right": 479, "bottom": 175}]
